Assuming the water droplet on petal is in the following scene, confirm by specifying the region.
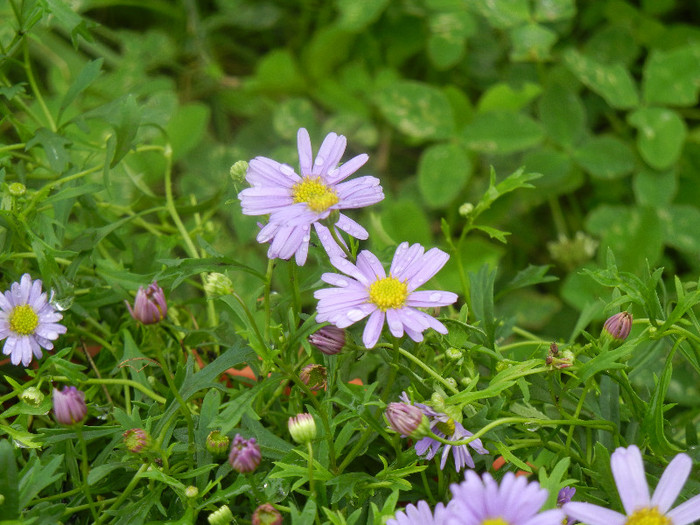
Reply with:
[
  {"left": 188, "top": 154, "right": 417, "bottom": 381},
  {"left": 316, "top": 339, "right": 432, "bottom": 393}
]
[
  {"left": 280, "top": 164, "right": 295, "bottom": 176},
  {"left": 347, "top": 309, "right": 364, "bottom": 321},
  {"left": 314, "top": 156, "right": 325, "bottom": 166},
  {"left": 429, "top": 292, "right": 442, "bottom": 302},
  {"left": 336, "top": 279, "right": 348, "bottom": 287},
  {"left": 53, "top": 297, "right": 74, "bottom": 311},
  {"left": 303, "top": 234, "right": 310, "bottom": 242}
]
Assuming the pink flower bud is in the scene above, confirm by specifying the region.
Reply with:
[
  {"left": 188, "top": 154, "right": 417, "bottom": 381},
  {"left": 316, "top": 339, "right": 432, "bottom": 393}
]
[
  {"left": 126, "top": 281, "right": 167, "bottom": 324},
  {"left": 228, "top": 434, "right": 261, "bottom": 473},
  {"left": 53, "top": 386, "right": 87, "bottom": 425},
  {"left": 252, "top": 503, "right": 282, "bottom": 525},
  {"left": 603, "top": 311, "right": 633, "bottom": 341},
  {"left": 308, "top": 325, "right": 346, "bottom": 355}
]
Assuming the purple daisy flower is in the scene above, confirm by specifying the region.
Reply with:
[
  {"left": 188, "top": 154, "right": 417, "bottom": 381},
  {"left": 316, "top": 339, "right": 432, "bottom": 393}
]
[
  {"left": 314, "top": 242, "right": 458, "bottom": 348},
  {"left": 0, "top": 274, "right": 67, "bottom": 367},
  {"left": 387, "top": 500, "right": 449, "bottom": 525},
  {"left": 238, "top": 128, "right": 384, "bottom": 265},
  {"left": 563, "top": 445, "right": 700, "bottom": 525},
  {"left": 446, "top": 471, "right": 565, "bottom": 525},
  {"left": 400, "top": 392, "right": 488, "bottom": 472}
]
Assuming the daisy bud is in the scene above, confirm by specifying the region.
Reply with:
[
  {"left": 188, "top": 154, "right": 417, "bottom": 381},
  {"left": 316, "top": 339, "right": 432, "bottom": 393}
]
[
  {"left": 230, "top": 160, "right": 248, "bottom": 184},
  {"left": 299, "top": 364, "right": 327, "bottom": 391},
  {"left": 557, "top": 486, "right": 576, "bottom": 506},
  {"left": 446, "top": 347, "right": 463, "bottom": 361},
  {"left": 603, "top": 311, "right": 633, "bottom": 341},
  {"left": 308, "top": 325, "right": 346, "bottom": 355},
  {"left": 123, "top": 428, "right": 150, "bottom": 453},
  {"left": 288, "top": 413, "right": 316, "bottom": 444},
  {"left": 19, "top": 387, "right": 44, "bottom": 407},
  {"left": 185, "top": 485, "right": 198, "bottom": 499},
  {"left": 125, "top": 281, "right": 167, "bottom": 325},
  {"left": 458, "top": 202, "right": 474, "bottom": 217},
  {"left": 206, "top": 430, "right": 231, "bottom": 458},
  {"left": 252, "top": 503, "right": 282, "bottom": 525},
  {"left": 208, "top": 505, "right": 234, "bottom": 525},
  {"left": 385, "top": 402, "right": 430, "bottom": 439},
  {"left": 228, "top": 434, "right": 261, "bottom": 473},
  {"left": 8, "top": 182, "right": 26, "bottom": 197},
  {"left": 53, "top": 386, "right": 87, "bottom": 425},
  {"left": 204, "top": 273, "right": 233, "bottom": 297}
]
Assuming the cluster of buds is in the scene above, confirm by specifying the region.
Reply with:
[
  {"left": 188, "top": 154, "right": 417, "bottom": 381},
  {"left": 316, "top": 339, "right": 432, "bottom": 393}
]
[
  {"left": 299, "top": 364, "right": 327, "bottom": 391},
  {"left": 126, "top": 281, "right": 167, "bottom": 325},
  {"left": 228, "top": 434, "right": 261, "bottom": 473},
  {"left": 252, "top": 503, "right": 283, "bottom": 525},
  {"left": 53, "top": 386, "right": 87, "bottom": 425},
  {"left": 385, "top": 402, "right": 430, "bottom": 438},
  {"left": 308, "top": 325, "right": 345, "bottom": 355},
  {"left": 204, "top": 273, "right": 234, "bottom": 297},
  {"left": 546, "top": 343, "right": 574, "bottom": 369},
  {"left": 123, "top": 428, "right": 151, "bottom": 453},
  {"left": 602, "top": 311, "right": 633, "bottom": 341},
  {"left": 288, "top": 413, "right": 316, "bottom": 444},
  {"left": 206, "top": 430, "right": 231, "bottom": 458}
]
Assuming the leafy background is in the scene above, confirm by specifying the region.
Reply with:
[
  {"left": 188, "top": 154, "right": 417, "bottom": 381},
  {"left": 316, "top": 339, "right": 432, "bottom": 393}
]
[{"left": 1, "top": 0, "right": 700, "bottom": 523}]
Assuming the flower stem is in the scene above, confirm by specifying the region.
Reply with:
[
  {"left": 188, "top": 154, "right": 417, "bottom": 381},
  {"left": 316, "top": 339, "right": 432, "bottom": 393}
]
[
  {"left": 307, "top": 440, "right": 319, "bottom": 525},
  {"left": 75, "top": 427, "right": 99, "bottom": 522}
]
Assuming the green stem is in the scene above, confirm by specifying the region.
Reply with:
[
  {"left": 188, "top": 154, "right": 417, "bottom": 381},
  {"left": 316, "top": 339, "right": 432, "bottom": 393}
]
[
  {"left": 162, "top": 144, "right": 199, "bottom": 259},
  {"left": 397, "top": 347, "right": 459, "bottom": 395},
  {"left": 75, "top": 427, "right": 99, "bottom": 522},
  {"left": 307, "top": 440, "right": 319, "bottom": 525},
  {"left": 328, "top": 224, "right": 353, "bottom": 260},
  {"left": 381, "top": 337, "right": 402, "bottom": 404},
  {"left": 97, "top": 463, "right": 148, "bottom": 524},
  {"left": 264, "top": 259, "right": 275, "bottom": 343},
  {"left": 24, "top": 42, "right": 56, "bottom": 132},
  {"left": 565, "top": 383, "right": 589, "bottom": 453},
  {"left": 289, "top": 261, "right": 301, "bottom": 326},
  {"left": 154, "top": 345, "right": 196, "bottom": 470},
  {"left": 50, "top": 376, "right": 166, "bottom": 404}
]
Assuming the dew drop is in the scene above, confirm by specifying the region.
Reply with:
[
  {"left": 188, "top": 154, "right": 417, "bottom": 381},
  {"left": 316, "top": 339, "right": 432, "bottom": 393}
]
[
  {"left": 303, "top": 234, "right": 310, "bottom": 242},
  {"left": 347, "top": 309, "right": 364, "bottom": 321},
  {"left": 280, "top": 164, "right": 295, "bottom": 176},
  {"left": 314, "top": 156, "right": 325, "bottom": 166},
  {"left": 53, "top": 297, "right": 74, "bottom": 311},
  {"left": 429, "top": 292, "right": 442, "bottom": 302},
  {"left": 336, "top": 279, "right": 348, "bottom": 287}
]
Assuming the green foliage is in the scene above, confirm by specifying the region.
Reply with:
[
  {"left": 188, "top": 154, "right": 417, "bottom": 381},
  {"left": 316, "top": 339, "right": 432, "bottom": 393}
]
[{"left": 1, "top": 0, "right": 700, "bottom": 524}]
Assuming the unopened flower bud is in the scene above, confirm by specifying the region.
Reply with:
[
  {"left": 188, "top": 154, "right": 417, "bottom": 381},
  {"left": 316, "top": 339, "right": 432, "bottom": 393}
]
[
  {"left": 204, "top": 273, "right": 233, "bottom": 297},
  {"left": 123, "top": 428, "right": 151, "bottom": 453},
  {"left": 458, "top": 202, "right": 474, "bottom": 217},
  {"left": 252, "top": 503, "right": 283, "bottom": 525},
  {"left": 299, "top": 364, "right": 327, "bottom": 391},
  {"left": 230, "top": 161, "right": 249, "bottom": 184},
  {"left": 206, "top": 430, "right": 230, "bottom": 458},
  {"left": 9, "top": 182, "right": 26, "bottom": 197},
  {"left": 53, "top": 386, "right": 87, "bottom": 425},
  {"left": 208, "top": 505, "right": 234, "bottom": 525},
  {"left": 557, "top": 486, "right": 576, "bottom": 506},
  {"left": 20, "top": 387, "right": 44, "bottom": 407},
  {"left": 185, "top": 485, "right": 198, "bottom": 498},
  {"left": 385, "top": 402, "right": 430, "bottom": 438},
  {"left": 446, "top": 348, "right": 463, "bottom": 361},
  {"left": 288, "top": 413, "right": 316, "bottom": 444},
  {"left": 228, "top": 434, "right": 261, "bottom": 473},
  {"left": 603, "top": 311, "right": 633, "bottom": 341},
  {"left": 308, "top": 325, "right": 346, "bottom": 355},
  {"left": 126, "top": 281, "right": 167, "bottom": 325},
  {"left": 556, "top": 350, "right": 575, "bottom": 369}
]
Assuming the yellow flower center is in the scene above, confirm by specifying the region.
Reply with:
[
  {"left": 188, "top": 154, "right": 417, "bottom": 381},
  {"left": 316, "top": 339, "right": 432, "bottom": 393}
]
[
  {"left": 435, "top": 417, "right": 456, "bottom": 436},
  {"left": 292, "top": 176, "right": 339, "bottom": 213},
  {"left": 9, "top": 304, "right": 39, "bottom": 336},
  {"left": 482, "top": 518, "right": 508, "bottom": 525},
  {"left": 626, "top": 508, "right": 670, "bottom": 525},
  {"left": 368, "top": 276, "right": 408, "bottom": 311}
]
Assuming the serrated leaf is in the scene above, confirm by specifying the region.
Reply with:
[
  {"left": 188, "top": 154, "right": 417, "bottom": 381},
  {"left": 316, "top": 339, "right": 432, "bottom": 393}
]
[
  {"left": 628, "top": 107, "right": 687, "bottom": 170},
  {"left": 573, "top": 136, "right": 635, "bottom": 179},
  {"left": 563, "top": 49, "right": 639, "bottom": 109},
  {"left": 462, "top": 112, "right": 543, "bottom": 153},
  {"left": 376, "top": 81, "right": 454, "bottom": 141},
  {"left": 643, "top": 44, "right": 700, "bottom": 107},
  {"left": 59, "top": 58, "right": 103, "bottom": 119},
  {"left": 417, "top": 142, "right": 471, "bottom": 208}
]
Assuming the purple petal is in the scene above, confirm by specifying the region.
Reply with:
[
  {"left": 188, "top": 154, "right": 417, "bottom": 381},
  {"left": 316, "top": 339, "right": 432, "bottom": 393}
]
[
  {"left": 297, "top": 128, "right": 313, "bottom": 174},
  {"left": 651, "top": 453, "right": 692, "bottom": 513},
  {"left": 335, "top": 213, "right": 369, "bottom": 240},
  {"left": 330, "top": 255, "right": 373, "bottom": 286},
  {"left": 362, "top": 309, "right": 385, "bottom": 348},
  {"left": 246, "top": 157, "right": 299, "bottom": 187},
  {"left": 313, "top": 132, "right": 346, "bottom": 177},
  {"left": 403, "top": 248, "right": 450, "bottom": 291},
  {"left": 521, "top": 509, "right": 567, "bottom": 525},
  {"left": 562, "top": 503, "right": 626, "bottom": 525},
  {"left": 666, "top": 494, "right": 700, "bottom": 525},
  {"left": 610, "top": 445, "right": 650, "bottom": 513},
  {"left": 326, "top": 153, "right": 369, "bottom": 184},
  {"left": 314, "top": 223, "right": 347, "bottom": 259},
  {"left": 335, "top": 176, "right": 384, "bottom": 208},
  {"left": 391, "top": 243, "right": 425, "bottom": 278},
  {"left": 406, "top": 290, "right": 458, "bottom": 307},
  {"left": 356, "top": 250, "right": 386, "bottom": 280},
  {"left": 319, "top": 272, "right": 360, "bottom": 288},
  {"left": 385, "top": 309, "right": 405, "bottom": 338}
]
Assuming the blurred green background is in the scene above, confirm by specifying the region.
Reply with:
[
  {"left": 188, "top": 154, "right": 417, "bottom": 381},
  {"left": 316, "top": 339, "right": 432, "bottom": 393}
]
[{"left": 1, "top": 0, "right": 699, "bottom": 340}]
